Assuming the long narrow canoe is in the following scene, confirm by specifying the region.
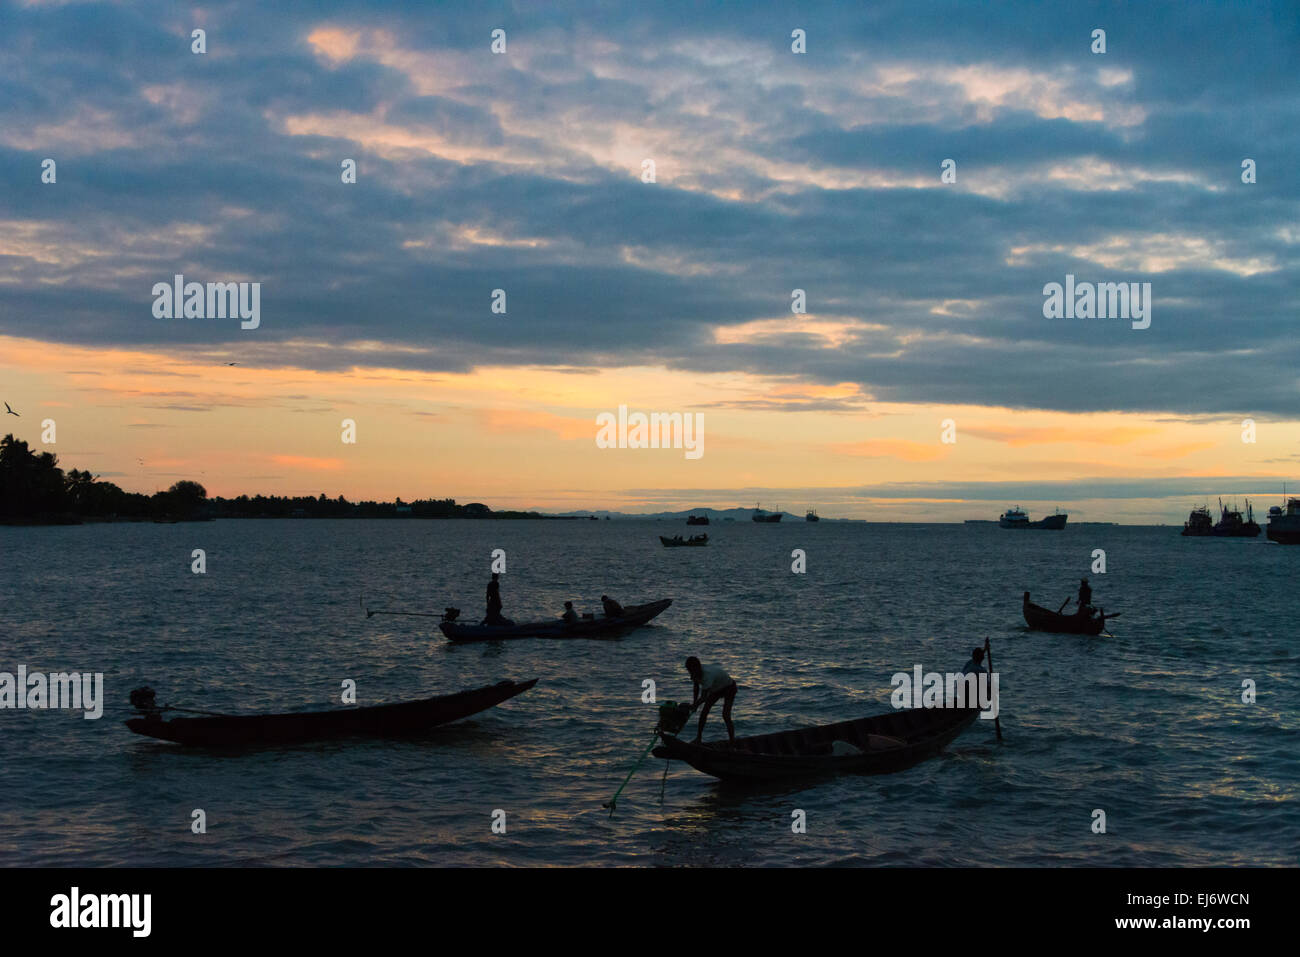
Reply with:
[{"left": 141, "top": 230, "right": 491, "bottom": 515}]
[
  {"left": 125, "top": 678, "right": 538, "bottom": 747},
  {"left": 1022, "top": 595, "right": 1109, "bottom": 635},
  {"left": 440, "top": 598, "right": 671, "bottom": 643},
  {"left": 653, "top": 703, "right": 980, "bottom": 782}
]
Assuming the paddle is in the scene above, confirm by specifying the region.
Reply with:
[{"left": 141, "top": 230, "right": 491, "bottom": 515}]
[
  {"left": 1057, "top": 597, "right": 1071, "bottom": 613},
  {"left": 360, "top": 594, "right": 446, "bottom": 619},
  {"left": 983, "top": 637, "right": 1003, "bottom": 742}
]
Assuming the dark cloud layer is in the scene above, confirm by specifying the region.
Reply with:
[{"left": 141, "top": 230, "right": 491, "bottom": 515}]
[{"left": 1, "top": 1, "right": 1297, "bottom": 415}]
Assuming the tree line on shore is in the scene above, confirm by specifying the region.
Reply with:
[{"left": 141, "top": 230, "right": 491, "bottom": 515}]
[{"left": 0, "top": 434, "right": 549, "bottom": 523}]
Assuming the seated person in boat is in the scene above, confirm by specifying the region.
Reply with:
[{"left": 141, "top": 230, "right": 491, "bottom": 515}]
[
  {"left": 685, "top": 656, "right": 738, "bottom": 746},
  {"left": 601, "top": 594, "right": 625, "bottom": 617},
  {"left": 562, "top": 601, "right": 579, "bottom": 624},
  {"left": 484, "top": 573, "right": 508, "bottom": 625},
  {"left": 961, "top": 646, "right": 986, "bottom": 675}
]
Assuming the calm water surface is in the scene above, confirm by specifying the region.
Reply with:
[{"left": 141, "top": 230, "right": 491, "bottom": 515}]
[{"left": 1, "top": 519, "right": 1296, "bottom": 866}]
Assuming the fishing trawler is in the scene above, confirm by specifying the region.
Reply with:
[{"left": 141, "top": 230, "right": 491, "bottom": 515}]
[
  {"left": 752, "top": 503, "right": 782, "bottom": 523},
  {"left": 1181, "top": 505, "right": 1213, "bottom": 535},
  {"left": 1182, "top": 499, "right": 1260, "bottom": 537},
  {"left": 805, "top": 508, "right": 819, "bottom": 522},
  {"left": 998, "top": 507, "right": 1067, "bottom": 529},
  {"left": 1266, "top": 493, "right": 1300, "bottom": 544}
]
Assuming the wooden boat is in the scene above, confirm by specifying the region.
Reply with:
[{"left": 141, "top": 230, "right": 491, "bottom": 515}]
[
  {"left": 439, "top": 598, "right": 672, "bottom": 643},
  {"left": 653, "top": 703, "right": 980, "bottom": 782},
  {"left": 1022, "top": 593, "right": 1110, "bottom": 635},
  {"left": 124, "top": 678, "right": 538, "bottom": 747},
  {"left": 660, "top": 535, "right": 707, "bottom": 547}
]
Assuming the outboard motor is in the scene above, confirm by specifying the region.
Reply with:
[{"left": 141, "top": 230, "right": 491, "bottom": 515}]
[
  {"left": 129, "top": 686, "right": 160, "bottom": 715},
  {"left": 657, "top": 700, "right": 692, "bottom": 736}
]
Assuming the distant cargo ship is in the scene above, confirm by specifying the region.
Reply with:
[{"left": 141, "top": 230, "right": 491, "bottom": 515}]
[
  {"left": 752, "top": 504, "right": 782, "bottom": 523},
  {"left": 998, "top": 507, "right": 1068, "bottom": 529},
  {"left": 686, "top": 514, "right": 709, "bottom": 526},
  {"left": 1266, "top": 496, "right": 1300, "bottom": 544},
  {"left": 1182, "top": 499, "right": 1260, "bottom": 537}
]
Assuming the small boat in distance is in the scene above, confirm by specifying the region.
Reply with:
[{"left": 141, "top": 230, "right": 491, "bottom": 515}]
[
  {"left": 805, "top": 508, "right": 820, "bottom": 522},
  {"left": 661, "top": 534, "right": 708, "bottom": 547},
  {"left": 653, "top": 697, "right": 979, "bottom": 781},
  {"left": 1267, "top": 491, "right": 1300, "bottom": 544},
  {"left": 124, "top": 679, "right": 538, "bottom": 747},
  {"left": 686, "top": 514, "right": 709, "bottom": 525},
  {"left": 752, "top": 503, "right": 782, "bottom": 523},
  {"left": 999, "top": 507, "right": 1067, "bottom": 529},
  {"left": 1022, "top": 592, "right": 1112, "bottom": 635},
  {"left": 439, "top": 599, "right": 672, "bottom": 643}
]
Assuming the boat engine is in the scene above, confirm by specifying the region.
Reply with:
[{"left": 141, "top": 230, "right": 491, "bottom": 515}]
[
  {"left": 129, "top": 686, "right": 159, "bottom": 714},
  {"left": 657, "top": 700, "right": 692, "bottom": 736}
]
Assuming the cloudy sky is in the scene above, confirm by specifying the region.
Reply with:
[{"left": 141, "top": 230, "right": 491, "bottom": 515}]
[{"left": 1, "top": 0, "right": 1297, "bottom": 520}]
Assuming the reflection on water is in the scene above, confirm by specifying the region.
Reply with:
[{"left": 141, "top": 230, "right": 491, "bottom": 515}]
[{"left": 1, "top": 519, "right": 1296, "bottom": 866}]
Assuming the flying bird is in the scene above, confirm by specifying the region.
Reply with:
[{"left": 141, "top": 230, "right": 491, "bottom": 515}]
[{"left": 4, "top": 402, "right": 18, "bottom": 416}]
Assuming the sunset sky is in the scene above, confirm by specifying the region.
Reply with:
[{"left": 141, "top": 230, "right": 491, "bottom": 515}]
[{"left": 2, "top": 1, "right": 1296, "bottom": 521}]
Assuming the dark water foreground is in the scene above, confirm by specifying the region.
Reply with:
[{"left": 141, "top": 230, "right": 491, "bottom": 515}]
[{"left": 1, "top": 520, "right": 1295, "bottom": 866}]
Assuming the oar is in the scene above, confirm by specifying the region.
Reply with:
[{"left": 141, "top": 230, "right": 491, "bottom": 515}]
[
  {"left": 360, "top": 594, "right": 445, "bottom": 619},
  {"left": 1056, "top": 597, "right": 1071, "bottom": 613},
  {"left": 983, "top": 637, "right": 1003, "bottom": 741}
]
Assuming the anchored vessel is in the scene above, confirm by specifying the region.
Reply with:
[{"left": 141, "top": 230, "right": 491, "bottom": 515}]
[
  {"left": 805, "top": 508, "right": 820, "bottom": 522},
  {"left": 999, "top": 507, "right": 1068, "bottom": 529},
  {"left": 125, "top": 679, "right": 538, "bottom": 747},
  {"left": 1267, "top": 496, "right": 1300, "bottom": 544},
  {"left": 1182, "top": 499, "right": 1260, "bottom": 537},
  {"left": 686, "top": 514, "right": 710, "bottom": 526},
  {"left": 752, "top": 503, "right": 782, "bottom": 523}
]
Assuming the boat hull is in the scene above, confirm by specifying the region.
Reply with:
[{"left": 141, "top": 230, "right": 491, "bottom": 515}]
[
  {"left": 1267, "top": 524, "right": 1300, "bottom": 544},
  {"left": 1185, "top": 525, "right": 1261, "bottom": 537},
  {"left": 124, "top": 678, "right": 538, "bottom": 747},
  {"left": 1001, "top": 514, "right": 1067, "bottom": 529},
  {"left": 1023, "top": 600, "right": 1107, "bottom": 635},
  {"left": 654, "top": 706, "right": 979, "bottom": 782},
  {"left": 439, "top": 598, "right": 672, "bottom": 642}
]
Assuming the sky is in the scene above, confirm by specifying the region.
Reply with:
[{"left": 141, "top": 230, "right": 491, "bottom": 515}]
[{"left": 1, "top": 0, "right": 1297, "bottom": 521}]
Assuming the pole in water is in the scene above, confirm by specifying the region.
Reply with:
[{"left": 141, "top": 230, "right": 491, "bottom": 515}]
[
  {"left": 983, "top": 637, "right": 1003, "bottom": 741},
  {"left": 604, "top": 733, "right": 659, "bottom": 816}
]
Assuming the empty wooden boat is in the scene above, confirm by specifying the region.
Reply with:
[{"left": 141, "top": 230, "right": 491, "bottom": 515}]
[{"left": 125, "top": 678, "right": 538, "bottom": 746}]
